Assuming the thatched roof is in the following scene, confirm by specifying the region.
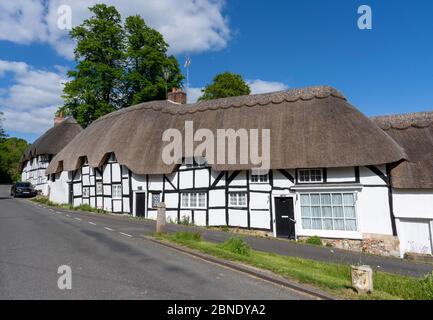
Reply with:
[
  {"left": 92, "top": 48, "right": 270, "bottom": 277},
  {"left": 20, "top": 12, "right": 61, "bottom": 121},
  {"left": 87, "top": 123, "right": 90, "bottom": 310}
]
[
  {"left": 372, "top": 111, "right": 433, "bottom": 189},
  {"left": 20, "top": 117, "right": 83, "bottom": 166},
  {"left": 46, "top": 86, "right": 406, "bottom": 175}
]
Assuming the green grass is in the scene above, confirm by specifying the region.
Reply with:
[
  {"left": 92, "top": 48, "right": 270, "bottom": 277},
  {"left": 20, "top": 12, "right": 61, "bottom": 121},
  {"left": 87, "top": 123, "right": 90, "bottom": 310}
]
[
  {"left": 155, "top": 232, "right": 433, "bottom": 300},
  {"left": 304, "top": 236, "right": 323, "bottom": 246},
  {"left": 219, "top": 237, "right": 251, "bottom": 256},
  {"left": 31, "top": 196, "right": 108, "bottom": 214}
]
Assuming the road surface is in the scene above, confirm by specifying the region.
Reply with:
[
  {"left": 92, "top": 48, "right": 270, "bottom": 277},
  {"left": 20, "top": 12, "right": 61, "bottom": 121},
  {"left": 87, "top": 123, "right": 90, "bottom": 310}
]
[{"left": 0, "top": 185, "right": 310, "bottom": 300}]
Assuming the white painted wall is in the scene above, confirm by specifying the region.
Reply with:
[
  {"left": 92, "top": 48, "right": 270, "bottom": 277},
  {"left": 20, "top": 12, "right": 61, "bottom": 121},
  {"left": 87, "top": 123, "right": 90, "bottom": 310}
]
[
  {"left": 21, "top": 155, "right": 50, "bottom": 195},
  {"left": 393, "top": 189, "right": 433, "bottom": 256},
  {"left": 48, "top": 162, "right": 405, "bottom": 245},
  {"left": 48, "top": 171, "right": 69, "bottom": 204},
  {"left": 393, "top": 189, "right": 433, "bottom": 219}
]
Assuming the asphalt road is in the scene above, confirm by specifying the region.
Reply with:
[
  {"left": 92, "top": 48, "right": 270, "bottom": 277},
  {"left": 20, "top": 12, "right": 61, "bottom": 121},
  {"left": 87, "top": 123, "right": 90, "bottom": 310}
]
[{"left": 0, "top": 185, "right": 309, "bottom": 300}]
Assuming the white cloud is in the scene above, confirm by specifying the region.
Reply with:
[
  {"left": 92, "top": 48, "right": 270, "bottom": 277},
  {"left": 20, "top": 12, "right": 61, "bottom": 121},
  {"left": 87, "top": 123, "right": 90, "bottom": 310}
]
[
  {"left": 247, "top": 79, "right": 289, "bottom": 94},
  {"left": 0, "top": 59, "right": 65, "bottom": 135},
  {"left": 0, "top": 0, "right": 230, "bottom": 59}
]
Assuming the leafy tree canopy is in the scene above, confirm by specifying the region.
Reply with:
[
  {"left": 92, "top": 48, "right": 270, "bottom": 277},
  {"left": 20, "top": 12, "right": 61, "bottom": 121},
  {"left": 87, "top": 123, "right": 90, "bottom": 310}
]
[
  {"left": 60, "top": 4, "right": 183, "bottom": 128},
  {"left": 0, "top": 137, "right": 29, "bottom": 183},
  {"left": 198, "top": 72, "right": 251, "bottom": 101}
]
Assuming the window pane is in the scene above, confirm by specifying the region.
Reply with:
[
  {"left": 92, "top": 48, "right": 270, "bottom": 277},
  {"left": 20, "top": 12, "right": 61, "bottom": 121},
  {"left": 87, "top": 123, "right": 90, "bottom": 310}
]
[
  {"left": 198, "top": 193, "right": 206, "bottom": 207},
  {"left": 344, "top": 206, "right": 356, "bottom": 219},
  {"left": 343, "top": 194, "right": 354, "bottom": 206},
  {"left": 152, "top": 194, "right": 160, "bottom": 208},
  {"left": 323, "top": 219, "right": 333, "bottom": 230},
  {"left": 190, "top": 193, "right": 197, "bottom": 207},
  {"left": 332, "top": 193, "right": 342, "bottom": 205},
  {"left": 312, "top": 218, "right": 322, "bottom": 230},
  {"left": 311, "top": 207, "right": 321, "bottom": 218},
  {"left": 310, "top": 194, "right": 320, "bottom": 205},
  {"left": 182, "top": 194, "right": 189, "bottom": 207},
  {"left": 239, "top": 193, "right": 246, "bottom": 206},
  {"left": 300, "top": 194, "right": 310, "bottom": 205},
  {"left": 334, "top": 219, "right": 345, "bottom": 230},
  {"left": 333, "top": 206, "right": 344, "bottom": 218},
  {"left": 345, "top": 219, "right": 357, "bottom": 231},
  {"left": 230, "top": 194, "right": 236, "bottom": 206},
  {"left": 321, "top": 194, "right": 331, "bottom": 205},
  {"left": 322, "top": 206, "right": 332, "bottom": 218},
  {"left": 302, "top": 218, "right": 311, "bottom": 229},
  {"left": 301, "top": 206, "right": 311, "bottom": 218}
]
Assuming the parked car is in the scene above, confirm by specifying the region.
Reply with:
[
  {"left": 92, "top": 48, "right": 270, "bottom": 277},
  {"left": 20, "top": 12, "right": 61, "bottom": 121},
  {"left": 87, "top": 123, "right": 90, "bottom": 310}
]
[{"left": 10, "top": 182, "right": 37, "bottom": 198}]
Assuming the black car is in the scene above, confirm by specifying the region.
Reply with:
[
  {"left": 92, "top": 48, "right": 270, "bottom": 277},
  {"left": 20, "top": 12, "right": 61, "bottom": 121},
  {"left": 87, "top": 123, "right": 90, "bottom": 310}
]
[{"left": 10, "top": 182, "right": 38, "bottom": 198}]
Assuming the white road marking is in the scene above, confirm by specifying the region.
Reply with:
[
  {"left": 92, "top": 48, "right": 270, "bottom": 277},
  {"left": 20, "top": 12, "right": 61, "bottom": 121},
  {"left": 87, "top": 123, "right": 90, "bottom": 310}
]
[
  {"left": 56, "top": 211, "right": 62, "bottom": 214},
  {"left": 49, "top": 208, "right": 54, "bottom": 211},
  {"left": 104, "top": 227, "right": 114, "bottom": 231},
  {"left": 74, "top": 218, "right": 82, "bottom": 221},
  {"left": 88, "top": 222, "right": 96, "bottom": 226},
  {"left": 119, "top": 232, "right": 132, "bottom": 238},
  {"left": 66, "top": 214, "right": 71, "bottom": 217}
]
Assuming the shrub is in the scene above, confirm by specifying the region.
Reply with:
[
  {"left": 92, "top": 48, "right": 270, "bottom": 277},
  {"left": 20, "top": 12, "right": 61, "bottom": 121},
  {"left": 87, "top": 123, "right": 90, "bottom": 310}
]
[
  {"left": 179, "top": 215, "right": 192, "bottom": 226},
  {"left": 173, "top": 232, "right": 202, "bottom": 242},
  {"left": 75, "top": 204, "right": 93, "bottom": 212},
  {"left": 305, "top": 236, "right": 323, "bottom": 246},
  {"left": 220, "top": 237, "right": 251, "bottom": 256}
]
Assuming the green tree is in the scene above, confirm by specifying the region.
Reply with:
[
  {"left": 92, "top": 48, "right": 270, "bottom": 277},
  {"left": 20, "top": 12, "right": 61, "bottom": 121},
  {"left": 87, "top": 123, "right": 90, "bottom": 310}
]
[
  {"left": 60, "top": 4, "right": 184, "bottom": 128},
  {"left": 198, "top": 72, "right": 251, "bottom": 101},
  {"left": 0, "top": 137, "right": 29, "bottom": 183},
  {"left": 61, "top": 4, "right": 125, "bottom": 128},
  {"left": 123, "top": 15, "right": 183, "bottom": 107}
]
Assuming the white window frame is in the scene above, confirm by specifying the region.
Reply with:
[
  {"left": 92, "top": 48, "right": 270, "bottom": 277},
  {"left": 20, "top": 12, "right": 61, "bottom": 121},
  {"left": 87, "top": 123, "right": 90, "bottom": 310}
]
[
  {"left": 298, "top": 169, "right": 323, "bottom": 183},
  {"left": 96, "top": 182, "right": 103, "bottom": 195},
  {"left": 82, "top": 187, "right": 90, "bottom": 198},
  {"left": 250, "top": 174, "right": 268, "bottom": 184},
  {"left": 229, "top": 192, "right": 247, "bottom": 208},
  {"left": 112, "top": 184, "right": 122, "bottom": 199},
  {"left": 181, "top": 192, "right": 206, "bottom": 209},
  {"left": 299, "top": 192, "right": 358, "bottom": 232}
]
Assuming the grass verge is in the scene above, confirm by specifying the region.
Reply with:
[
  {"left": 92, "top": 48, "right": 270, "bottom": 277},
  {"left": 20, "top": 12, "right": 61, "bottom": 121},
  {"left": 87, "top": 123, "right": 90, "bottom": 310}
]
[
  {"left": 155, "top": 232, "right": 433, "bottom": 300},
  {"left": 31, "top": 196, "right": 108, "bottom": 214}
]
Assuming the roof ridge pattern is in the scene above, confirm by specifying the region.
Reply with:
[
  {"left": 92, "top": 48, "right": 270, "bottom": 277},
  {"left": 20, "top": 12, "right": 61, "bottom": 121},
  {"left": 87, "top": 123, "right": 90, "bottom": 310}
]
[
  {"left": 372, "top": 111, "right": 433, "bottom": 130},
  {"left": 93, "top": 85, "right": 346, "bottom": 124}
]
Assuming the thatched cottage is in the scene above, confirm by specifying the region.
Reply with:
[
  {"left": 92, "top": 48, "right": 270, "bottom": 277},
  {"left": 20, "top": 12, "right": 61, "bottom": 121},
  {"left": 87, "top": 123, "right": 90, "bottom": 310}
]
[
  {"left": 372, "top": 112, "right": 433, "bottom": 256},
  {"left": 41, "top": 85, "right": 430, "bottom": 257},
  {"left": 20, "top": 115, "right": 82, "bottom": 195}
]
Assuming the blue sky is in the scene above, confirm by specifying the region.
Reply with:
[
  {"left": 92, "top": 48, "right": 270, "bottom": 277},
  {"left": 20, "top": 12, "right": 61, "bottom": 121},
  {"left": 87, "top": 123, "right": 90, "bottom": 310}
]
[{"left": 1, "top": 0, "right": 432, "bottom": 143}]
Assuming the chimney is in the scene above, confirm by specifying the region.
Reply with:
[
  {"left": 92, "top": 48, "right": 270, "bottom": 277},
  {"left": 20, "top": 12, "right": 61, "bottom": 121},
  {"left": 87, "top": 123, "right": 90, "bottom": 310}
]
[
  {"left": 167, "top": 87, "right": 187, "bottom": 104},
  {"left": 54, "top": 111, "right": 64, "bottom": 126}
]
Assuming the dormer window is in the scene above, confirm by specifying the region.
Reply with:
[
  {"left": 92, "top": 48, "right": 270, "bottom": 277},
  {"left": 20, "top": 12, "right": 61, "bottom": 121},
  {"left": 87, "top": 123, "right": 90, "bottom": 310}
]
[
  {"left": 251, "top": 174, "right": 268, "bottom": 183},
  {"left": 298, "top": 169, "right": 323, "bottom": 183}
]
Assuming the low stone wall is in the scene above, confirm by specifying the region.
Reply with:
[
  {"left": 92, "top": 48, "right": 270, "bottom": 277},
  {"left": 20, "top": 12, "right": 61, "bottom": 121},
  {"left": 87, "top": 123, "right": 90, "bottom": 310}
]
[{"left": 299, "top": 233, "right": 401, "bottom": 257}]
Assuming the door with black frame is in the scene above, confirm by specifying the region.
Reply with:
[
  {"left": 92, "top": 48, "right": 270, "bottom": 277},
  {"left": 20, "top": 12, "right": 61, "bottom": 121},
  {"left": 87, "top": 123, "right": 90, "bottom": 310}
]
[
  {"left": 135, "top": 192, "right": 146, "bottom": 217},
  {"left": 274, "top": 196, "right": 296, "bottom": 239}
]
